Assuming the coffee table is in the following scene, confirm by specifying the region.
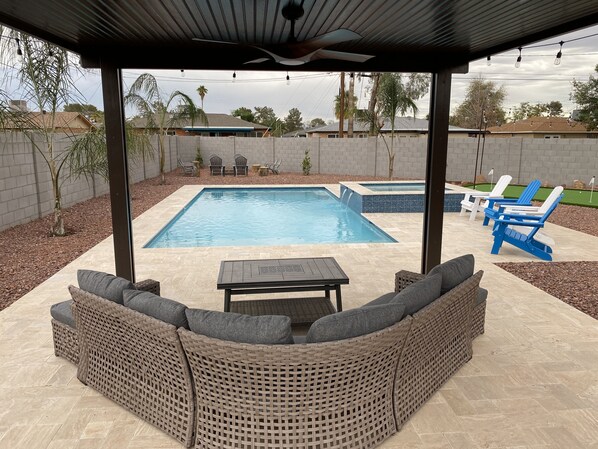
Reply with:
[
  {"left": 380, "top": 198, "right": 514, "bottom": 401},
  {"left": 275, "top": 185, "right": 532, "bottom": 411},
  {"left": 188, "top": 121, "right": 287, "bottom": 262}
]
[{"left": 217, "top": 257, "right": 349, "bottom": 324}]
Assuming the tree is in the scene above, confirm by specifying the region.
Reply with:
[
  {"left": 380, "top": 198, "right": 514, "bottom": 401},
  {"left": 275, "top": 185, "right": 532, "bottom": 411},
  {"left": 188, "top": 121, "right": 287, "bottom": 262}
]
[
  {"left": 231, "top": 107, "right": 255, "bottom": 123},
  {"left": 196, "top": 85, "right": 208, "bottom": 109},
  {"left": 377, "top": 73, "right": 419, "bottom": 179},
  {"left": 309, "top": 118, "right": 326, "bottom": 128},
  {"left": 334, "top": 90, "right": 358, "bottom": 124},
  {"left": 64, "top": 103, "right": 104, "bottom": 123},
  {"left": 0, "top": 31, "right": 83, "bottom": 236},
  {"left": 284, "top": 108, "right": 303, "bottom": 133},
  {"left": 511, "top": 101, "right": 563, "bottom": 121},
  {"left": 571, "top": 65, "right": 598, "bottom": 130},
  {"left": 125, "top": 73, "right": 207, "bottom": 184},
  {"left": 451, "top": 78, "right": 507, "bottom": 128},
  {"left": 253, "top": 106, "right": 282, "bottom": 135}
]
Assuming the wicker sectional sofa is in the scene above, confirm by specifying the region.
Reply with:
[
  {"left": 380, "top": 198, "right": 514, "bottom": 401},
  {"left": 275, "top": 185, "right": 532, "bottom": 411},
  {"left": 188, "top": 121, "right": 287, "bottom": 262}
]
[{"left": 51, "top": 255, "right": 485, "bottom": 449}]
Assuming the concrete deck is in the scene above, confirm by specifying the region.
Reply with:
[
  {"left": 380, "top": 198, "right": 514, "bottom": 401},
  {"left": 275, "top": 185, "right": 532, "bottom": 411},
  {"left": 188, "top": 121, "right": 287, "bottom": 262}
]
[{"left": 1, "top": 184, "right": 597, "bottom": 449}]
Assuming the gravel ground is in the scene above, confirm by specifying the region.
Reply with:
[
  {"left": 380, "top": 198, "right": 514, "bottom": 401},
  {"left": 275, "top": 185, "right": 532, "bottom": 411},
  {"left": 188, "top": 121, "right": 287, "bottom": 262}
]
[{"left": 1, "top": 169, "right": 597, "bottom": 320}]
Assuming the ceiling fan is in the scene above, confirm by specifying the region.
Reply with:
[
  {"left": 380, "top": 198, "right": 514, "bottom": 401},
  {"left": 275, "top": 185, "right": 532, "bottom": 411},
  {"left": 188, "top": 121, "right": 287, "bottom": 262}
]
[{"left": 192, "top": 1, "right": 374, "bottom": 66}]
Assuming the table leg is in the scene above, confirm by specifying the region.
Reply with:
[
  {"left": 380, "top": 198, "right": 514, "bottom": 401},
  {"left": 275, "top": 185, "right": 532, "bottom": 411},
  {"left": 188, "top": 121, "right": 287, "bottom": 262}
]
[
  {"left": 335, "top": 285, "right": 343, "bottom": 312},
  {"left": 224, "top": 289, "right": 231, "bottom": 312}
]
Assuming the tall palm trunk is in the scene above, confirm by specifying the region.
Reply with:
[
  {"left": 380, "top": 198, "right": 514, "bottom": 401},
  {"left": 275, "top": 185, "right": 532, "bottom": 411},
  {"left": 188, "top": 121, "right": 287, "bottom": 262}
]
[
  {"left": 158, "top": 134, "right": 166, "bottom": 184},
  {"left": 348, "top": 73, "right": 355, "bottom": 138},
  {"left": 49, "top": 155, "right": 65, "bottom": 235}
]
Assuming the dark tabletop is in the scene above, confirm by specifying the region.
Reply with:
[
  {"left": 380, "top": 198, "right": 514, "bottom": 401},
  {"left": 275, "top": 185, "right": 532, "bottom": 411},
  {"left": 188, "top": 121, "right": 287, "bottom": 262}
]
[{"left": 217, "top": 257, "right": 349, "bottom": 289}]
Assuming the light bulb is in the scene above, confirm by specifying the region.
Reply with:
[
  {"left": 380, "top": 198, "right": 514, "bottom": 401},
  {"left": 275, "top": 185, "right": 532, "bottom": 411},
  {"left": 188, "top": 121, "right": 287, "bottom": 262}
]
[
  {"left": 232, "top": 71, "right": 236, "bottom": 83},
  {"left": 47, "top": 50, "right": 56, "bottom": 64},
  {"left": 515, "top": 47, "right": 522, "bottom": 68},
  {"left": 486, "top": 55, "right": 491, "bottom": 66},
  {"left": 180, "top": 69, "right": 185, "bottom": 77},
  {"left": 286, "top": 73, "right": 290, "bottom": 85},
  {"left": 554, "top": 42, "right": 563, "bottom": 66}
]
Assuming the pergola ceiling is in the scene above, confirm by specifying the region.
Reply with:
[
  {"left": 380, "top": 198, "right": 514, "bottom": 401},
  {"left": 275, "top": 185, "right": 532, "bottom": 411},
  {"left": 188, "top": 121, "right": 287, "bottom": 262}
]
[{"left": 1, "top": 0, "right": 598, "bottom": 72}]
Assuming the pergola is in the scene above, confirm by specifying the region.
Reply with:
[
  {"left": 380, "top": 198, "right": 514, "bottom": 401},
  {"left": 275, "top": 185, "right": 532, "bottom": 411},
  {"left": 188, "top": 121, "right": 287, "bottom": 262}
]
[{"left": 2, "top": 0, "right": 598, "bottom": 281}]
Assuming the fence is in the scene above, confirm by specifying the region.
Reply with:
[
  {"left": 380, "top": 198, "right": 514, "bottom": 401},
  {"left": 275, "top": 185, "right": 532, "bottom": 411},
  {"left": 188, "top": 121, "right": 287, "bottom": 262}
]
[{"left": 1, "top": 132, "right": 597, "bottom": 231}]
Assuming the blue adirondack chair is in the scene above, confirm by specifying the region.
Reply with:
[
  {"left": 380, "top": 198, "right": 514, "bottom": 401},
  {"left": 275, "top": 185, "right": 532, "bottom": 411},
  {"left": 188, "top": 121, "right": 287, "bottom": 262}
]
[
  {"left": 490, "top": 192, "right": 564, "bottom": 261},
  {"left": 482, "top": 179, "right": 542, "bottom": 226}
]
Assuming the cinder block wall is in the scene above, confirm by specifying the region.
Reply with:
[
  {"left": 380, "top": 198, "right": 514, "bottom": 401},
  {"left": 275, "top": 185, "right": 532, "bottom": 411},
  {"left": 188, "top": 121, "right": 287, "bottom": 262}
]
[{"left": 1, "top": 133, "right": 597, "bottom": 231}]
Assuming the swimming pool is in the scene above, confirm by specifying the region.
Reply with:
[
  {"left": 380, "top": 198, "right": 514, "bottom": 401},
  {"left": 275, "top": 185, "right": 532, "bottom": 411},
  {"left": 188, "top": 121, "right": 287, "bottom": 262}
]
[
  {"left": 361, "top": 182, "right": 427, "bottom": 192},
  {"left": 145, "top": 187, "right": 396, "bottom": 248}
]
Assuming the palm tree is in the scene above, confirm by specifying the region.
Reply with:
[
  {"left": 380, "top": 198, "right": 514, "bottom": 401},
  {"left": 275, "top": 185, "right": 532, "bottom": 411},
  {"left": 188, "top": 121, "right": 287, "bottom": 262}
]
[
  {"left": 196, "top": 85, "right": 208, "bottom": 109},
  {"left": 0, "top": 31, "right": 82, "bottom": 236},
  {"left": 126, "top": 73, "right": 208, "bottom": 184},
  {"left": 376, "top": 73, "right": 418, "bottom": 179}
]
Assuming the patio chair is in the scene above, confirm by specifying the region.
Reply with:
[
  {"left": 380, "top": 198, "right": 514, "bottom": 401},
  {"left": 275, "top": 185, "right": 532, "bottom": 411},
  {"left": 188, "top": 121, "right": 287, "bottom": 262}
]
[
  {"left": 500, "top": 185, "right": 564, "bottom": 218},
  {"left": 266, "top": 159, "right": 281, "bottom": 174},
  {"left": 233, "top": 154, "right": 248, "bottom": 176},
  {"left": 177, "top": 157, "right": 196, "bottom": 176},
  {"left": 209, "top": 154, "right": 224, "bottom": 176},
  {"left": 482, "top": 179, "right": 542, "bottom": 226},
  {"left": 460, "top": 174, "right": 512, "bottom": 221},
  {"left": 490, "top": 191, "right": 564, "bottom": 260}
]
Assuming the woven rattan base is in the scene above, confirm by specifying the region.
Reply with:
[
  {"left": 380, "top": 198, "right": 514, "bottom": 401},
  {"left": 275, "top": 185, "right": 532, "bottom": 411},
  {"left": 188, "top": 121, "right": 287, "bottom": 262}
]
[
  {"left": 472, "top": 299, "right": 486, "bottom": 338},
  {"left": 51, "top": 319, "right": 79, "bottom": 364},
  {"left": 230, "top": 296, "right": 336, "bottom": 324}
]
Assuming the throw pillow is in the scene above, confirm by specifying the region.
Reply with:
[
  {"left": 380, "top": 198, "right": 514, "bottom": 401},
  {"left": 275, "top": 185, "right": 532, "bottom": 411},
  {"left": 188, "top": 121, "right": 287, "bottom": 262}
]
[
  {"left": 185, "top": 309, "right": 294, "bottom": 345},
  {"left": 50, "top": 299, "right": 75, "bottom": 328},
  {"left": 123, "top": 289, "right": 189, "bottom": 329},
  {"left": 428, "top": 254, "right": 474, "bottom": 294},
  {"left": 305, "top": 303, "right": 405, "bottom": 343},
  {"left": 390, "top": 272, "right": 442, "bottom": 316},
  {"left": 77, "top": 269, "right": 135, "bottom": 304},
  {"left": 361, "top": 291, "right": 397, "bottom": 308}
]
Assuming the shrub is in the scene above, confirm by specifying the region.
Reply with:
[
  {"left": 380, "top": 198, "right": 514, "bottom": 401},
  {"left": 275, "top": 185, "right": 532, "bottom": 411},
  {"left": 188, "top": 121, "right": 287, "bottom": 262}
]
[{"left": 302, "top": 150, "right": 312, "bottom": 175}]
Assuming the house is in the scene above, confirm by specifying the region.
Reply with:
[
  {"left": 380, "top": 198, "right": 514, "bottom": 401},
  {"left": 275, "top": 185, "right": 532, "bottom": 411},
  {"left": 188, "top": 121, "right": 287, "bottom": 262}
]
[
  {"left": 2, "top": 100, "right": 94, "bottom": 134},
  {"left": 130, "top": 113, "right": 268, "bottom": 137},
  {"left": 304, "top": 117, "right": 478, "bottom": 138},
  {"left": 487, "top": 116, "right": 598, "bottom": 139}
]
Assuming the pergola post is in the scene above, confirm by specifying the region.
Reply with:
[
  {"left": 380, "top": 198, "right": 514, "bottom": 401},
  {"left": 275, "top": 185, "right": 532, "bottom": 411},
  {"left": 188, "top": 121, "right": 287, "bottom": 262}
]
[
  {"left": 100, "top": 62, "right": 135, "bottom": 282},
  {"left": 421, "top": 69, "right": 452, "bottom": 274}
]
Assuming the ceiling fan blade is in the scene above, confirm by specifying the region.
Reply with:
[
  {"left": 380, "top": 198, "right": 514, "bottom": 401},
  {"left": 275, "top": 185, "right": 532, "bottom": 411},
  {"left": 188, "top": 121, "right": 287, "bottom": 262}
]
[
  {"left": 301, "top": 29, "right": 362, "bottom": 49},
  {"left": 309, "top": 49, "right": 375, "bottom": 63},
  {"left": 243, "top": 57, "right": 270, "bottom": 64}
]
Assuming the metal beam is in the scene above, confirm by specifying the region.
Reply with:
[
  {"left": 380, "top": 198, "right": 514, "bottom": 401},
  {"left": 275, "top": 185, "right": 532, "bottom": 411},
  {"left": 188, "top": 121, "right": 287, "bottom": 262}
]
[
  {"left": 100, "top": 62, "right": 135, "bottom": 282},
  {"left": 421, "top": 69, "right": 453, "bottom": 274}
]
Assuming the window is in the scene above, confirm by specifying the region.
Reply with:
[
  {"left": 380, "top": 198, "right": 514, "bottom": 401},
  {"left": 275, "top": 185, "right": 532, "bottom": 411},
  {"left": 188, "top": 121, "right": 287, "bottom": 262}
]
[
  {"left": 543, "top": 135, "right": 560, "bottom": 139},
  {"left": 327, "top": 134, "right": 338, "bottom": 138},
  {"left": 165, "top": 130, "right": 175, "bottom": 136}
]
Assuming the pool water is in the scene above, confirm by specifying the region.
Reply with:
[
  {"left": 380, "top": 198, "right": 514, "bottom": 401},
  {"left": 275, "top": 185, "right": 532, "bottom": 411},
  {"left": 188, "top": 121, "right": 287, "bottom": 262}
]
[{"left": 145, "top": 187, "right": 396, "bottom": 248}]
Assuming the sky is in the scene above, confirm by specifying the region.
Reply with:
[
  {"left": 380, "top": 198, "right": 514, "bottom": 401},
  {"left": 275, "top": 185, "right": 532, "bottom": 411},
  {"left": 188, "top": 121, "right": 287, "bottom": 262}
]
[{"left": 5, "top": 23, "right": 598, "bottom": 125}]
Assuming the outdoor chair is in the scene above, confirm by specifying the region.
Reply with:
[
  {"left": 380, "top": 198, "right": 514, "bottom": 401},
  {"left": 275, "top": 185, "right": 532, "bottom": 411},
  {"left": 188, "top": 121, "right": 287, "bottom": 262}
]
[
  {"left": 490, "top": 191, "right": 564, "bottom": 260},
  {"left": 233, "top": 154, "right": 248, "bottom": 176},
  {"left": 266, "top": 159, "right": 281, "bottom": 174},
  {"left": 208, "top": 154, "right": 224, "bottom": 176},
  {"left": 460, "top": 174, "right": 513, "bottom": 221},
  {"left": 483, "top": 179, "right": 542, "bottom": 226},
  {"left": 177, "top": 157, "right": 196, "bottom": 176}
]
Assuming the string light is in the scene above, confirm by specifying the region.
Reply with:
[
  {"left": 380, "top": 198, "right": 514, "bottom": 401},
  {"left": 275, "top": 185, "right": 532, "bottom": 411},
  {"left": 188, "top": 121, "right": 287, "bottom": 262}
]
[
  {"left": 286, "top": 72, "right": 290, "bottom": 85},
  {"left": 15, "top": 37, "right": 22, "bottom": 58},
  {"left": 486, "top": 55, "right": 491, "bottom": 66},
  {"left": 554, "top": 41, "right": 563, "bottom": 65},
  {"left": 47, "top": 49, "right": 56, "bottom": 64},
  {"left": 232, "top": 71, "right": 236, "bottom": 82},
  {"left": 180, "top": 69, "right": 185, "bottom": 77},
  {"left": 515, "top": 47, "right": 522, "bottom": 68}
]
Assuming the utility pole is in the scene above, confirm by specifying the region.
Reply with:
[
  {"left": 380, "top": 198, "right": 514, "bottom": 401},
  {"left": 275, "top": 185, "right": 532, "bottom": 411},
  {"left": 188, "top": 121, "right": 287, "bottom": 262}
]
[
  {"left": 339, "top": 72, "right": 345, "bottom": 138},
  {"left": 348, "top": 72, "right": 355, "bottom": 138}
]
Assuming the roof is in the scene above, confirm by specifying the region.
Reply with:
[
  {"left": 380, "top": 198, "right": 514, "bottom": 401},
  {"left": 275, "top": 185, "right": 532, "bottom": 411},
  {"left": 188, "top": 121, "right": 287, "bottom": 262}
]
[
  {"left": 309, "top": 117, "right": 477, "bottom": 133},
  {"left": 1, "top": 1, "right": 597, "bottom": 72},
  {"left": 3, "top": 111, "right": 93, "bottom": 130},
  {"left": 487, "top": 116, "right": 596, "bottom": 134},
  {"left": 130, "top": 113, "right": 268, "bottom": 131}
]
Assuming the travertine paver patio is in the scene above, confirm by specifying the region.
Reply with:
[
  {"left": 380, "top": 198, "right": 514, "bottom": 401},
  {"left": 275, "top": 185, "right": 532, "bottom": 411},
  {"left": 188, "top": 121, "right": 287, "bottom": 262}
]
[{"left": 1, "top": 184, "right": 597, "bottom": 449}]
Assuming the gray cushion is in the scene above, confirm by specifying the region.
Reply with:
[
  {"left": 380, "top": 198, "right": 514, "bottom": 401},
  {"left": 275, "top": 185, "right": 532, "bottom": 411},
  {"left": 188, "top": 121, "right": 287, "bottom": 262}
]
[
  {"left": 77, "top": 269, "right": 135, "bottom": 304},
  {"left": 305, "top": 303, "right": 405, "bottom": 343},
  {"left": 50, "top": 299, "right": 75, "bottom": 328},
  {"left": 123, "top": 289, "right": 189, "bottom": 329},
  {"left": 477, "top": 287, "right": 488, "bottom": 305},
  {"left": 390, "top": 272, "right": 442, "bottom": 316},
  {"left": 428, "top": 254, "right": 475, "bottom": 294},
  {"left": 185, "top": 309, "right": 294, "bottom": 345},
  {"left": 362, "top": 291, "right": 397, "bottom": 307}
]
